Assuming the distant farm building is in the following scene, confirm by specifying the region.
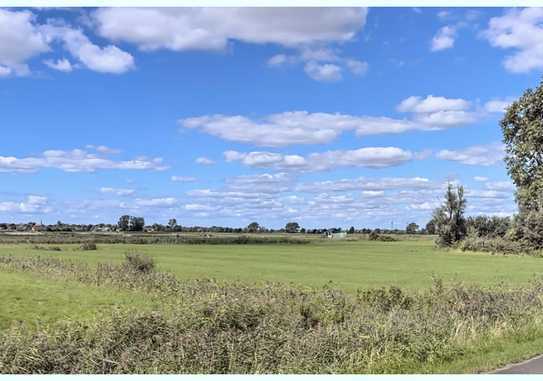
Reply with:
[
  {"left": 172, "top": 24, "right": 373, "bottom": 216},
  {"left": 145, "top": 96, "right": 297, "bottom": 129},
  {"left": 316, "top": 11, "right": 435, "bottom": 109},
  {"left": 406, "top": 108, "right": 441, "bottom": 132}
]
[{"left": 325, "top": 232, "right": 347, "bottom": 240}]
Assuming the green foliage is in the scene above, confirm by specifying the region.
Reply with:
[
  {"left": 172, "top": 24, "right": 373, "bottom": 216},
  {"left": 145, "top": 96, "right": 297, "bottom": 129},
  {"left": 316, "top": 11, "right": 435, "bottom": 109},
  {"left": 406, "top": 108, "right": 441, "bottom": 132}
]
[
  {"left": 458, "top": 235, "right": 525, "bottom": 255},
  {"left": 501, "top": 80, "right": 543, "bottom": 209},
  {"left": 433, "top": 184, "right": 467, "bottom": 247},
  {"left": 466, "top": 216, "right": 511, "bottom": 238},
  {"left": 510, "top": 208, "right": 543, "bottom": 250},
  {"left": 501, "top": 80, "right": 543, "bottom": 249}
]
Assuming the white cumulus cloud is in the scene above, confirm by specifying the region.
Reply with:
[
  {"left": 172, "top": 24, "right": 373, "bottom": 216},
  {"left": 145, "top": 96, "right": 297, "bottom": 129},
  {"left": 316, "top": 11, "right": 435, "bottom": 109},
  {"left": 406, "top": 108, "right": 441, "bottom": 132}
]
[
  {"left": 436, "top": 143, "right": 505, "bottom": 166},
  {"left": 483, "top": 8, "right": 543, "bottom": 73},
  {"left": 431, "top": 25, "right": 456, "bottom": 51},
  {"left": 0, "top": 9, "right": 49, "bottom": 76},
  {"left": 224, "top": 147, "right": 415, "bottom": 172},
  {"left": 0, "top": 148, "right": 167, "bottom": 173}
]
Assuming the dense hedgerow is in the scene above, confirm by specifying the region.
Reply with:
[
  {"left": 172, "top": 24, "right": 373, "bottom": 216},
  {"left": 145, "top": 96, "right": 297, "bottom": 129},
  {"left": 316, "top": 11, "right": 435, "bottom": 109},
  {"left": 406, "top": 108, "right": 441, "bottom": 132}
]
[
  {"left": 0, "top": 234, "right": 310, "bottom": 245},
  {"left": 1, "top": 255, "right": 543, "bottom": 373}
]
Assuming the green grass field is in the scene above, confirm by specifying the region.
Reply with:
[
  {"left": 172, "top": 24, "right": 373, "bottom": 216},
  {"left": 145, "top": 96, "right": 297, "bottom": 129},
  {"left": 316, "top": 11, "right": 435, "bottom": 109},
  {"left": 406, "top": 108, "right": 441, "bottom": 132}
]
[
  {"left": 3, "top": 236, "right": 543, "bottom": 373},
  {"left": 2, "top": 237, "right": 543, "bottom": 291}
]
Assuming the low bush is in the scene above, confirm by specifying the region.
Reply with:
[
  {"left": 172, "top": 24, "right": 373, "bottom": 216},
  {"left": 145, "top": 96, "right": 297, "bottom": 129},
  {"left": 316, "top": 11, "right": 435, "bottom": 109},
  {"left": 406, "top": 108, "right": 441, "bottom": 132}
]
[
  {"left": 79, "top": 242, "right": 97, "bottom": 251},
  {"left": 124, "top": 252, "right": 155, "bottom": 274},
  {"left": 458, "top": 235, "right": 526, "bottom": 255},
  {"left": 368, "top": 232, "right": 398, "bottom": 242}
]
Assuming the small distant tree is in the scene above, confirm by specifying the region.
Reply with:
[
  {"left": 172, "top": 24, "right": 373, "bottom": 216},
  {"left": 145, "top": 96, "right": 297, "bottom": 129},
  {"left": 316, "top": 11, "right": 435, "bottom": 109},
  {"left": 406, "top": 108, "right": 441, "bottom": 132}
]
[
  {"left": 406, "top": 222, "right": 419, "bottom": 234},
  {"left": 348, "top": 226, "right": 356, "bottom": 234},
  {"left": 130, "top": 217, "right": 145, "bottom": 232},
  {"left": 433, "top": 183, "right": 467, "bottom": 247},
  {"left": 168, "top": 218, "right": 177, "bottom": 230},
  {"left": 285, "top": 222, "right": 300, "bottom": 233},
  {"left": 118, "top": 215, "right": 130, "bottom": 231},
  {"left": 246, "top": 222, "right": 261, "bottom": 233}
]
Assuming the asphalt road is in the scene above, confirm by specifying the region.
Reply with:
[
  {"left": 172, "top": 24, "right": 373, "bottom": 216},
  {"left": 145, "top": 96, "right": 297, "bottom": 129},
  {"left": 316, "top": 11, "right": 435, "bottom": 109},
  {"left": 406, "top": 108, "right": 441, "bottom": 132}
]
[{"left": 495, "top": 354, "right": 543, "bottom": 374}]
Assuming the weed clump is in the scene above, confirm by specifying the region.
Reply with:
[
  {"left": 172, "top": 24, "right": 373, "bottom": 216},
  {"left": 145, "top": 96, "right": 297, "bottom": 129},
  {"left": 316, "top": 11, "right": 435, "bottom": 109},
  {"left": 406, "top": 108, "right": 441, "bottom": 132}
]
[
  {"left": 124, "top": 252, "right": 154, "bottom": 274},
  {"left": 368, "top": 231, "right": 398, "bottom": 242},
  {"left": 79, "top": 242, "right": 97, "bottom": 251}
]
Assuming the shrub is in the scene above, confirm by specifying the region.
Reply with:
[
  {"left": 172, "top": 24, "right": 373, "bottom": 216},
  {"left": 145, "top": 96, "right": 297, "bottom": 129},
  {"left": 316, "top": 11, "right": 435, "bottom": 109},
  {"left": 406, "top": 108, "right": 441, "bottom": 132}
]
[
  {"left": 368, "top": 232, "right": 398, "bottom": 242},
  {"left": 358, "top": 286, "right": 413, "bottom": 312},
  {"left": 124, "top": 252, "right": 154, "bottom": 274},
  {"left": 458, "top": 235, "right": 525, "bottom": 255},
  {"left": 510, "top": 208, "right": 543, "bottom": 250},
  {"left": 79, "top": 242, "right": 97, "bottom": 251},
  {"left": 466, "top": 216, "right": 511, "bottom": 238}
]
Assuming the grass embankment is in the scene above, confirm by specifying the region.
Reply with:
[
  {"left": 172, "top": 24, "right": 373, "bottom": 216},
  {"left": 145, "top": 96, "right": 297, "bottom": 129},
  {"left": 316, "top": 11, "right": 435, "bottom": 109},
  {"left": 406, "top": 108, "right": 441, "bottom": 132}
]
[{"left": 1, "top": 253, "right": 543, "bottom": 373}]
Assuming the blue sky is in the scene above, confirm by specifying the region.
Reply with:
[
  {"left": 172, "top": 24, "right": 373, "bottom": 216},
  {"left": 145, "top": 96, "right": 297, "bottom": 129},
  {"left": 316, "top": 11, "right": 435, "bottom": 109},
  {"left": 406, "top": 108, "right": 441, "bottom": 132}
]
[{"left": 1, "top": 7, "right": 542, "bottom": 228}]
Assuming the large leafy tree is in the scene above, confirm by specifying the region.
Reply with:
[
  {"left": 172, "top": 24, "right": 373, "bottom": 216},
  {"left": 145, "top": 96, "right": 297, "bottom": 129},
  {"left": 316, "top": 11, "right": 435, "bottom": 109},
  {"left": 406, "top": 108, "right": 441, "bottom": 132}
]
[
  {"left": 501, "top": 80, "right": 543, "bottom": 211},
  {"left": 501, "top": 79, "right": 543, "bottom": 249}
]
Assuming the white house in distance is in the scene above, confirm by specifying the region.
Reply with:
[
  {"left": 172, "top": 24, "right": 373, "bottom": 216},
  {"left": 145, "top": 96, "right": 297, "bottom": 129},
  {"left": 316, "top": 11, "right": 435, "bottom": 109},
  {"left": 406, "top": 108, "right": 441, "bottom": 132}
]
[{"left": 325, "top": 231, "right": 348, "bottom": 240}]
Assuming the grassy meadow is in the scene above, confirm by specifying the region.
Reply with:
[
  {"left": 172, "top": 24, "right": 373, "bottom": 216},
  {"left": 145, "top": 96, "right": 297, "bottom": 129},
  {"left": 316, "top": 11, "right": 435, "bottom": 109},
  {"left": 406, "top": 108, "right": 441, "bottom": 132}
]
[
  {"left": 2, "top": 234, "right": 543, "bottom": 373},
  {"left": 2, "top": 236, "right": 543, "bottom": 291}
]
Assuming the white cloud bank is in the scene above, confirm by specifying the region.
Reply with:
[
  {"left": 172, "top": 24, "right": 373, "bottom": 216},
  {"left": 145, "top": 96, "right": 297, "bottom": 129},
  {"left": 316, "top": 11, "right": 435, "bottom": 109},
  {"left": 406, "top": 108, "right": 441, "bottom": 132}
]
[
  {"left": 0, "top": 148, "right": 167, "bottom": 173},
  {"left": 94, "top": 8, "right": 366, "bottom": 51},
  {"left": 224, "top": 147, "right": 415, "bottom": 171},
  {"left": 93, "top": 8, "right": 367, "bottom": 82},
  {"left": 0, "top": 195, "right": 52, "bottom": 214},
  {"left": 436, "top": 143, "right": 505, "bottom": 166},
  {"left": 181, "top": 95, "right": 480, "bottom": 147}
]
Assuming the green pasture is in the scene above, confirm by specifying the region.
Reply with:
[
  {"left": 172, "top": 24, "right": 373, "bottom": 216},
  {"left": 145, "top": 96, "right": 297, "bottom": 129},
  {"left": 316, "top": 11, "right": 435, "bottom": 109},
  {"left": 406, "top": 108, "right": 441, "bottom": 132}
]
[{"left": 1, "top": 237, "right": 543, "bottom": 291}]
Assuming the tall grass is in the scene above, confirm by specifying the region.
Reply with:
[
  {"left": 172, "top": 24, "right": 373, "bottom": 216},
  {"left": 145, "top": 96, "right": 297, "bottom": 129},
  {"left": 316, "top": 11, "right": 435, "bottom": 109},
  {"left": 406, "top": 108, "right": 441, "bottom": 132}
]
[{"left": 1, "top": 255, "right": 543, "bottom": 373}]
